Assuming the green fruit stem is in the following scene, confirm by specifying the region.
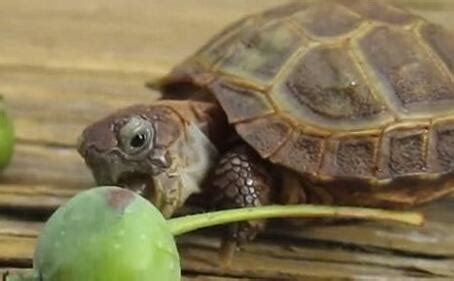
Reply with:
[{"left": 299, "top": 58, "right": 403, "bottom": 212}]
[
  {"left": 168, "top": 204, "right": 424, "bottom": 236},
  {"left": 3, "top": 203, "right": 424, "bottom": 281}
]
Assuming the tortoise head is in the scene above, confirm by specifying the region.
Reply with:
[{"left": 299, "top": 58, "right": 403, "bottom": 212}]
[{"left": 78, "top": 103, "right": 217, "bottom": 218}]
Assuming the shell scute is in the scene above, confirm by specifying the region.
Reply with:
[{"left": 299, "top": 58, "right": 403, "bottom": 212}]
[
  {"left": 321, "top": 136, "right": 378, "bottom": 179},
  {"left": 291, "top": 1, "right": 363, "bottom": 38},
  {"left": 357, "top": 26, "right": 454, "bottom": 115},
  {"left": 378, "top": 125, "right": 429, "bottom": 179},
  {"left": 269, "top": 130, "right": 324, "bottom": 176},
  {"left": 336, "top": 0, "right": 416, "bottom": 25},
  {"left": 275, "top": 45, "right": 389, "bottom": 130},
  {"left": 236, "top": 115, "right": 292, "bottom": 159},
  {"left": 196, "top": 17, "right": 257, "bottom": 68},
  {"left": 261, "top": 2, "right": 309, "bottom": 20},
  {"left": 209, "top": 81, "right": 274, "bottom": 123},
  {"left": 419, "top": 23, "right": 454, "bottom": 74},
  {"left": 431, "top": 120, "right": 454, "bottom": 173},
  {"left": 216, "top": 20, "right": 306, "bottom": 84}
]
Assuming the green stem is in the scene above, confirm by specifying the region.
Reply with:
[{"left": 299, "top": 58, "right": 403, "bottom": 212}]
[{"left": 168, "top": 204, "right": 424, "bottom": 236}]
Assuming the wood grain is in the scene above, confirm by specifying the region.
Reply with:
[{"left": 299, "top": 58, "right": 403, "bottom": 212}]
[
  {"left": 1, "top": 1, "right": 454, "bottom": 280},
  {"left": 1, "top": 215, "right": 454, "bottom": 279}
]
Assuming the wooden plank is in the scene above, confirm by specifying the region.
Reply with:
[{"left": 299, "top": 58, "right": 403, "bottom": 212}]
[
  {"left": 0, "top": 143, "right": 91, "bottom": 209},
  {"left": 0, "top": 0, "right": 291, "bottom": 75},
  {"left": 2, "top": 197, "right": 454, "bottom": 258},
  {"left": 270, "top": 198, "right": 454, "bottom": 256},
  {"left": 1, "top": 227, "right": 452, "bottom": 280},
  {"left": 1, "top": 199, "right": 454, "bottom": 279},
  {"left": 0, "top": 67, "right": 156, "bottom": 146},
  {"left": 179, "top": 242, "right": 452, "bottom": 280},
  {"left": 0, "top": 1, "right": 453, "bottom": 280},
  {"left": 3, "top": 143, "right": 91, "bottom": 186}
]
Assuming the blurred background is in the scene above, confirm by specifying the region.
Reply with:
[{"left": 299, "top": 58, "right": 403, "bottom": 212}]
[
  {"left": 0, "top": 1, "right": 453, "bottom": 280},
  {"left": 0, "top": 0, "right": 452, "bottom": 78}
]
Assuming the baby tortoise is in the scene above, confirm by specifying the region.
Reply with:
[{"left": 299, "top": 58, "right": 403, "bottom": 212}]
[{"left": 78, "top": 0, "right": 454, "bottom": 260}]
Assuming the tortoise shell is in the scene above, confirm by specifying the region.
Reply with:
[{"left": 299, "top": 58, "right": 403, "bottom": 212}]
[{"left": 161, "top": 0, "right": 454, "bottom": 206}]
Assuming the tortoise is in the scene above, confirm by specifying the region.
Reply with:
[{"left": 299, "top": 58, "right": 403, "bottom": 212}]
[{"left": 78, "top": 0, "right": 454, "bottom": 256}]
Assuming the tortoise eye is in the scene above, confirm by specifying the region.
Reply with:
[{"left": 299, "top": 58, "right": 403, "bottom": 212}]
[
  {"left": 130, "top": 133, "right": 147, "bottom": 148},
  {"left": 119, "top": 116, "right": 154, "bottom": 155}
]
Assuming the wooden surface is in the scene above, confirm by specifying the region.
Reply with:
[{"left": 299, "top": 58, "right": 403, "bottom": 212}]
[{"left": 1, "top": 1, "right": 454, "bottom": 280}]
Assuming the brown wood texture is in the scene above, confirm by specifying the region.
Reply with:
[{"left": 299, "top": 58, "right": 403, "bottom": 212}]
[{"left": 0, "top": 1, "right": 454, "bottom": 280}]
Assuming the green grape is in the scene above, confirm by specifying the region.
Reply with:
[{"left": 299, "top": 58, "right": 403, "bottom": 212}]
[
  {"left": 33, "top": 186, "right": 180, "bottom": 281},
  {"left": 5, "top": 186, "right": 423, "bottom": 281},
  {"left": 0, "top": 97, "right": 14, "bottom": 170}
]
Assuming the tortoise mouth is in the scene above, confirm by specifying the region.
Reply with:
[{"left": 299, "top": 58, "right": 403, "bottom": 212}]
[{"left": 117, "top": 172, "right": 156, "bottom": 202}]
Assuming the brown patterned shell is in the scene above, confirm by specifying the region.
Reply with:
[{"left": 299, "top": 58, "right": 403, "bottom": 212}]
[{"left": 161, "top": 0, "right": 454, "bottom": 205}]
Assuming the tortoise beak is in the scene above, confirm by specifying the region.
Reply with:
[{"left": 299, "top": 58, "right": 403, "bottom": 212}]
[
  {"left": 150, "top": 172, "right": 183, "bottom": 218},
  {"left": 117, "top": 172, "right": 161, "bottom": 206},
  {"left": 78, "top": 147, "right": 181, "bottom": 217}
]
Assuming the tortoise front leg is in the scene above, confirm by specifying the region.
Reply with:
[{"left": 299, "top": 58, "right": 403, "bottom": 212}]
[{"left": 206, "top": 145, "right": 274, "bottom": 265}]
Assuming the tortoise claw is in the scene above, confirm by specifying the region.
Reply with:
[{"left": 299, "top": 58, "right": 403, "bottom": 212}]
[{"left": 219, "top": 239, "right": 237, "bottom": 267}]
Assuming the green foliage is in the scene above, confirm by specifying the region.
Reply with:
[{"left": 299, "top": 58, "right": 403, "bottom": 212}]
[{"left": 0, "top": 97, "right": 14, "bottom": 170}]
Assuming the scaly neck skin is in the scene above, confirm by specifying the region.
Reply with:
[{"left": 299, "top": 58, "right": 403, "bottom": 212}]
[
  {"left": 177, "top": 99, "right": 227, "bottom": 174},
  {"left": 157, "top": 98, "right": 230, "bottom": 146},
  {"left": 194, "top": 103, "right": 232, "bottom": 148},
  {"left": 156, "top": 99, "right": 228, "bottom": 206},
  {"left": 178, "top": 121, "right": 219, "bottom": 200}
]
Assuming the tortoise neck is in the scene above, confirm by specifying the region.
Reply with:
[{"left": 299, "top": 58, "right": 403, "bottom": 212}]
[
  {"left": 190, "top": 100, "right": 231, "bottom": 147},
  {"left": 157, "top": 99, "right": 230, "bottom": 148}
]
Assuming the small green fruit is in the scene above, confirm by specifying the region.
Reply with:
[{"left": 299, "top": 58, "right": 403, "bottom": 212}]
[
  {"left": 0, "top": 97, "right": 14, "bottom": 170},
  {"left": 34, "top": 186, "right": 180, "bottom": 281}
]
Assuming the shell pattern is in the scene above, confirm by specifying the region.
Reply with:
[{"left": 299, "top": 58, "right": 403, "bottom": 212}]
[{"left": 163, "top": 0, "right": 454, "bottom": 201}]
